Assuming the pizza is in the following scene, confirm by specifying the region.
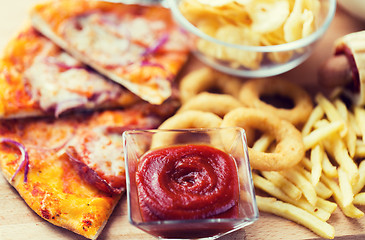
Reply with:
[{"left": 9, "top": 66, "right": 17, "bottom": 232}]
[
  {"left": 0, "top": 101, "right": 177, "bottom": 239},
  {"left": 30, "top": 0, "right": 190, "bottom": 104},
  {"left": 0, "top": 0, "right": 187, "bottom": 238},
  {"left": 0, "top": 26, "right": 141, "bottom": 119}
]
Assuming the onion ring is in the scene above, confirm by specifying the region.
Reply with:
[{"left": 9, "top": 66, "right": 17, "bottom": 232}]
[
  {"left": 238, "top": 78, "right": 313, "bottom": 126},
  {"left": 177, "top": 92, "right": 243, "bottom": 118},
  {"left": 152, "top": 110, "right": 223, "bottom": 149},
  {"left": 158, "top": 110, "right": 223, "bottom": 130},
  {"left": 221, "top": 107, "right": 305, "bottom": 171},
  {"left": 179, "top": 67, "right": 243, "bottom": 103}
]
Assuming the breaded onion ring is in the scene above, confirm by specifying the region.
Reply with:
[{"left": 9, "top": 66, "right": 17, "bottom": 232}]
[
  {"left": 177, "top": 92, "right": 243, "bottom": 118},
  {"left": 152, "top": 110, "right": 223, "bottom": 149},
  {"left": 158, "top": 110, "right": 222, "bottom": 129},
  {"left": 179, "top": 67, "right": 243, "bottom": 103},
  {"left": 239, "top": 78, "right": 313, "bottom": 126},
  {"left": 221, "top": 108, "right": 305, "bottom": 171}
]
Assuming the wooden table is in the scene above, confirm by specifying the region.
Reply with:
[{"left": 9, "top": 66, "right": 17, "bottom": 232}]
[{"left": 1, "top": 1, "right": 365, "bottom": 240}]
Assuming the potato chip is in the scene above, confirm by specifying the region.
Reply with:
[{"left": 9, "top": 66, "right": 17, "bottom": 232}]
[
  {"left": 247, "top": 0, "right": 290, "bottom": 33},
  {"left": 301, "top": 9, "right": 314, "bottom": 38},
  {"left": 284, "top": 0, "right": 304, "bottom": 42},
  {"left": 197, "top": 0, "right": 236, "bottom": 7},
  {"left": 197, "top": 25, "right": 263, "bottom": 69},
  {"left": 179, "top": 0, "right": 320, "bottom": 69},
  {"left": 303, "top": 0, "right": 321, "bottom": 24}
]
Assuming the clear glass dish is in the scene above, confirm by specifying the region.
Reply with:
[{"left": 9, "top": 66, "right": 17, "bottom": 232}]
[
  {"left": 123, "top": 127, "right": 258, "bottom": 239},
  {"left": 167, "top": 0, "right": 336, "bottom": 78}
]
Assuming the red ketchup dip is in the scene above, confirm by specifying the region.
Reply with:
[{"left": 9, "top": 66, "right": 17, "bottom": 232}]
[{"left": 136, "top": 144, "right": 240, "bottom": 222}]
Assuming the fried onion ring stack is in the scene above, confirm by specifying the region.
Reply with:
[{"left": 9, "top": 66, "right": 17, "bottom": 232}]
[
  {"left": 179, "top": 67, "right": 243, "bottom": 103},
  {"left": 239, "top": 78, "right": 313, "bottom": 127},
  {"left": 221, "top": 107, "right": 305, "bottom": 171},
  {"left": 159, "top": 67, "right": 313, "bottom": 172}
]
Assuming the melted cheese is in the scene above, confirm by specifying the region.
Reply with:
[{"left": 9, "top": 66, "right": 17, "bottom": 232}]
[
  {"left": 62, "top": 12, "right": 175, "bottom": 67},
  {"left": 68, "top": 127, "right": 125, "bottom": 178},
  {"left": 24, "top": 46, "right": 122, "bottom": 113},
  {"left": 85, "top": 129, "right": 125, "bottom": 177}
]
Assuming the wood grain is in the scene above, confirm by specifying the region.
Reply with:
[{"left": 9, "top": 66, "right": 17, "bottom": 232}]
[{"left": 1, "top": 1, "right": 365, "bottom": 239}]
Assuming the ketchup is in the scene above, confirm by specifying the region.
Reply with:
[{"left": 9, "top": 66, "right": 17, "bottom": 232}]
[{"left": 136, "top": 144, "right": 240, "bottom": 221}]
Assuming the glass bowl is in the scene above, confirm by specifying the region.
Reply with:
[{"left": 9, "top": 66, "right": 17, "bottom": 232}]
[
  {"left": 167, "top": 0, "right": 336, "bottom": 78},
  {"left": 123, "top": 127, "right": 258, "bottom": 239}
]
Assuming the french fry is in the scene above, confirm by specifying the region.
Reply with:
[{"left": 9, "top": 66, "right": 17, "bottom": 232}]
[
  {"left": 353, "top": 160, "right": 365, "bottom": 194},
  {"left": 251, "top": 134, "right": 274, "bottom": 152},
  {"left": 261, "top": 170, "right": 302, "bottom": 201},
  {"left": 315, "top": 93, "right": 347, "bottom": 137},
  {"left": 302, "top": 105, "right": 324, "bottom": 137},
  {"left": 321, "top": 174, "right": 364, "bottom": 219},
  {"left": 316, "top": 198, "right": 337, "bottom": 214},
  {"left": 354, "top": 106, "right": 365, "bottom": 143},
  {"left": 323, "top": 135, "right": 359, "bottom": 185},
  {"left": 296, "top": 162, "right": 333, "bottom": 200},
  {"left": 256, "top": 196, "right": 335, "bottom": 239},
  {"left": 355, "top": 140, "right": 365, "bottom": 158},
  {"left": 348, "top": 111, "right": 362, "bottom": 137},
  {"left": 300, "top": 157, "right": 312, "bottom": 170},
  {"left": 334, "top": 99, "right": 348, "bottom": 122},
  {"left": 322, "top": 152, "right": 338, "bottom": 178},
  {"left": 302, "top": 120, "right": 344, "bottom": 150},
  {"left": 252, "top": 173, "right": 331, "bottom": 221},
  {"left": 280, "top": 167, "right": 317, "bottom": 206},
  {"left": 335, "top": 99, "right": 357, "bottom": 157},
  {"left": 338, "top": 167, "right": 354, "bottom": 207},
  {"left": 353, "top": 192, "right": 365, "bottom": 205},
  {"left": 310, "top": 144, "right": 323, "bottom": 186}
]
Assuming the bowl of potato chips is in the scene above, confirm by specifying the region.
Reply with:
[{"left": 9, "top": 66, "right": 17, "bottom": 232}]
[{"left": 168, "top": 0, "right": 336, "bottom": 78}]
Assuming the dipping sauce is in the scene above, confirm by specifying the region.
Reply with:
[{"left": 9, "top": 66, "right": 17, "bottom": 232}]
[{"left": 136, "top": 144, "right": 240, "bottom": 221}]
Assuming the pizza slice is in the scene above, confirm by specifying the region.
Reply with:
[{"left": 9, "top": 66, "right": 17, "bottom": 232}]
[
  {"left": 0, "top": 26, "right": 143, "bottom": 119},
  {"left": 30, "top": 0, "right": 190, "bottom": 105},
  {"left": 0, "top": 101, "right": 177, "bottom": 239}
]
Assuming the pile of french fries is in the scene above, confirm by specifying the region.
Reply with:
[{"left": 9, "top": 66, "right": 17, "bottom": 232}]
[{"left": 252, "top": 92, "right": 365, "bottom": 239}]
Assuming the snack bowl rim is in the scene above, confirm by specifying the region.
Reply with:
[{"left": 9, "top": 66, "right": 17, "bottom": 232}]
[
  {"left": 122, "top": 127, "right": 259, "bottom": 239},
  {"left": 167, "top": 0, "right": 337, "bottom": 53}
]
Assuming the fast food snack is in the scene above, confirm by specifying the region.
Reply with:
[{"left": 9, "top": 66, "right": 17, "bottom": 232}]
[
  {"left": 179, "top": 0, "right": 321, "bottom": 69},
  {"left": 158, "top": 110, "right": 222, "bottom": 129},
  {"left": 253, "top": 92, "right": 365, "bottom": 239},
  {"left": 221, "top": 107, "right": 305, "bottom": 171},
  {"left": 152, "top": 110, "right": 223, "bottom": 149},
  {"left": 0, "top": 26, "right": 140, "bottom": 119},
  {"left": 30, "top": 0, "right": 190, "bottom": 104},
  {"left": 179, "top": 67, "right": 243, "bottom": 103},
  {"left": 255, "top": 195, "right": 335, "bottom": 239},
  {"left": 0, "top": 103, "right": 175, "bottom": 239},
  {"left": 239, "top": 77, "right": 313, "bottom": 126},
  {"left": 177, "top": 92, "right": 243, "bottom": 117},
  {"left": 319, "top": 30, "right": 365, "bottom": 106}
]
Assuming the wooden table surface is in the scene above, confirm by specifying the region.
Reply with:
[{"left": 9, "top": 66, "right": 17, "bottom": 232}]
[{"left": 1, "top": 1, "right": 365, "bottom": 240}]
